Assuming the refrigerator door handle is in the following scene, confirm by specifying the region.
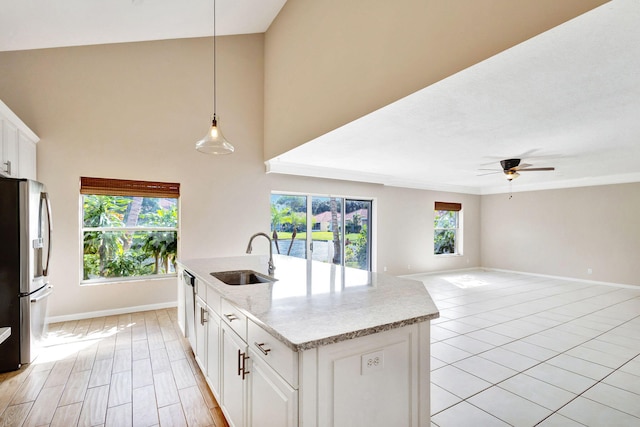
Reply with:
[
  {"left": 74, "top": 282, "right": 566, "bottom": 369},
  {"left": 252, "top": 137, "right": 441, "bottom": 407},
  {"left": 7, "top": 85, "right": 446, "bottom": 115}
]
[
  {"left": 30, "top": 285, "right": 53, "bottom": 303},
  {"left": 41, "top": 192, "right": 53, "bottom": 276}
]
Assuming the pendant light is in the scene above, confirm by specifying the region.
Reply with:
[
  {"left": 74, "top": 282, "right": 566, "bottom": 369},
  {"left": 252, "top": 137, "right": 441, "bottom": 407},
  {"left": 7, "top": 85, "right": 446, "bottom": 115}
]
[{"left": 196, "top": 0, "right": 234, "bottom": 154}]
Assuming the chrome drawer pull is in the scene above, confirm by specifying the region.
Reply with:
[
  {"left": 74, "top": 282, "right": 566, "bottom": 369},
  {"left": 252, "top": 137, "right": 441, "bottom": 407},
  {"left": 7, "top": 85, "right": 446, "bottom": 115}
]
[
  {"left": 242, "top": 352, "right": 250, "bottom": 380},
  {"left": 237, "top": 350, "right": 250, "bottom": 379},
  {"left": 200, "top": 307, "right": 208, "bottom": 325},
  {"left": 224, "top": 313, "right": 238, "bottom": 322},
  {"left": 254, "top": 342, "right": 271, "bottom": 356}
]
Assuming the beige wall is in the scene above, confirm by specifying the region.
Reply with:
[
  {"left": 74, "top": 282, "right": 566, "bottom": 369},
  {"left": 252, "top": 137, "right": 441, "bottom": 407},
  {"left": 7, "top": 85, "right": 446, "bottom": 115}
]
[
  {"left": 263, "top": 0, "right": 607, "bottom": 159},
  {"left": 480, "top": 183, "right": 640, "bottom": 286},
  {"left": 0, "top": 35, "right": 270, "bottom": 319},
  {"left": 0, "top": 36, "right": 480, "bottom": 319}
]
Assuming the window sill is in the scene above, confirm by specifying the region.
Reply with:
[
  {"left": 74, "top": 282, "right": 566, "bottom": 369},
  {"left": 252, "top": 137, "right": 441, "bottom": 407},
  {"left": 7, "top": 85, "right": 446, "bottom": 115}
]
[
  {"left": 81, "top": 273, "right": 177, "bottom": 286},
  {"left": 434, "top": 253, "right": 463, "bottom": 257}
]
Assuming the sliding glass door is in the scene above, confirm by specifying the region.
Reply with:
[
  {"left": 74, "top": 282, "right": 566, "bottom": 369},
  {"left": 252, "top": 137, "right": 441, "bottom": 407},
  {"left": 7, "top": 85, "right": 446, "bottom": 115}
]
[{"left": 270, "top": 193, "right": 372, "bottom": 271}]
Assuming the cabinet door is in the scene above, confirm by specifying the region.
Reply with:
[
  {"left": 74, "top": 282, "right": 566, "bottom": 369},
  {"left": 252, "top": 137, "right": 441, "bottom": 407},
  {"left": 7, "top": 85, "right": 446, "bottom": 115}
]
[
  {"left": 1, "top": 120, "right": 19, "bottom": 177},
  {"left": 18, "top": 132, "right": 37, "bottom": 180},
  {"left": 194, "top": 296, "right": 208, "bottom": 374},
  {"left": 248, "top": 350, "right": 298, "bottom": 427},
  {"left": 206, "top": 309, "right": 221, "bottom": 400},
  {"left": 221, "top": 323, "right": 247, "bottom": 427}
]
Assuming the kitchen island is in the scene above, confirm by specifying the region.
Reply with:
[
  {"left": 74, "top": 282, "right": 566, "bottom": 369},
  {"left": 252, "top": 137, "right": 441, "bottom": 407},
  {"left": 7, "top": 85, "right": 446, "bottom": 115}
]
[{"left": 177, "top": 254, "right": 439, "bottom": 427}]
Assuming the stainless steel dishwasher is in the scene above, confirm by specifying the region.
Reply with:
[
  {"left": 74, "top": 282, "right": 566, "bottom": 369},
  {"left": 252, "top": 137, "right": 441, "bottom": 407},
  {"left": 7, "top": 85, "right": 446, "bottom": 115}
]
[{"left": 182, "top": 270, "right": 196, "bottom": 351}]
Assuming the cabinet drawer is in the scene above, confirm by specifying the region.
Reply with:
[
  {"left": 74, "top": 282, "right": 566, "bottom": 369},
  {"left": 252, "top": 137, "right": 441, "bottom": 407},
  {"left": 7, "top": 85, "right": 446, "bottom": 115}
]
[
  {"left": 220, "top": 299, "right": 247, "bottom": 341},
  {"left": 248, "top": 320, "right": 298, "bottom": 388}
]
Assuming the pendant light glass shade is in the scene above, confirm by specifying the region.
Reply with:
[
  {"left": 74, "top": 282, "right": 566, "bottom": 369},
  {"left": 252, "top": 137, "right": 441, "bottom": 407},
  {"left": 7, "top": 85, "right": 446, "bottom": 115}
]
[
  {"left": 196, "top": 0, "right": 234, "bottom": 154},
  {"left": 196, "top": 115, "right": 234, "bottom": 154}
]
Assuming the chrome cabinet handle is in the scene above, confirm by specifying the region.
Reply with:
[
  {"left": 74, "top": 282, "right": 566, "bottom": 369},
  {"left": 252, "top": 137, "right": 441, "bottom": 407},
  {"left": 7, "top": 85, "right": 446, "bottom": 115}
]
[
  {"left": 241, "top": 352, "right": 250, "bottom": 380},
  {"left": 2, "top": 160, "right": 11, "bottom": 175},
  {"left": 200, "top": 307, "right": 208, "bottom": 325},
  {"left": 254, "top": 342, "right": 271, "bottom": 356},
  {"left": 237, "top": 350, "right": 250, "bottom": 380},
  {"left": 224, "top": 313, "right": 238, "bottom": 322}
]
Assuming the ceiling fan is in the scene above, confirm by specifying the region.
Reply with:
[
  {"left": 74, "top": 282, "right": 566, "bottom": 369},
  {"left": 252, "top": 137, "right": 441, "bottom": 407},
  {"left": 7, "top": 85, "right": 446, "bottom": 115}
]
[{"left": 479, "top": 158, "right": 555, "bottom": 181}]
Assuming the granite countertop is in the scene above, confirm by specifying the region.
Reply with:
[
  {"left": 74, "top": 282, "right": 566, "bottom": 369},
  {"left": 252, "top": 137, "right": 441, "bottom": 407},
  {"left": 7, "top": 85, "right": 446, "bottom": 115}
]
[
  {"left": 178, "top": 254, "right": 439, "bottom": 351},
  {"left": 0, "top": 327, "right": 10, "bottom": 345}
]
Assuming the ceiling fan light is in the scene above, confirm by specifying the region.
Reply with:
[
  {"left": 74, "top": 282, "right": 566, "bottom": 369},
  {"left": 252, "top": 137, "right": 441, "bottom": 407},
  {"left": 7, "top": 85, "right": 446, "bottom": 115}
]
[
  {"left": 195, "top": 116, "right": 234, "bottom": 154},
  {"left": 505, "top": 171, "right": 520, "bottom": 181}
]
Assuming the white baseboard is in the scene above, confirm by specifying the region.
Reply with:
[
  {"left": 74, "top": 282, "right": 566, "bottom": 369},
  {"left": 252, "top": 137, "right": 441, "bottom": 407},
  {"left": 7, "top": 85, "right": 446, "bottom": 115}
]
[
  {"left": 47, "top": 301, "right": 178, "bottom": 324},
  {"left": 484, "top": 268, "right": 638, "bottom": 289},
  {"left": 400, "top": 266, "right": 638, "bottom": 289}
]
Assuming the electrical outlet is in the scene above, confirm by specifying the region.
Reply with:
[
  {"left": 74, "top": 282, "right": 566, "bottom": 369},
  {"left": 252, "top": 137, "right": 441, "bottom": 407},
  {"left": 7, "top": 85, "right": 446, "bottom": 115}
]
[
  {"left": 361, "top": 350, "right": 384, "bottom": 375},
  {"left": 383, "top": 266, "right": 387, "bottom": 272},
  {"left": 407, "top": 264, "right": 411, "bottom": 270},
  {"left": 587, "top": 268, "right": 593, "bottom": 274}
]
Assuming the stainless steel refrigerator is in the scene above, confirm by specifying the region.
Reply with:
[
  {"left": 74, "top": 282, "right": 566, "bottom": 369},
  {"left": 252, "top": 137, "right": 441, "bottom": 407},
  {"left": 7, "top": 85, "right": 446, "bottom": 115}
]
[{"left": 0, "top": 176, "right": 53, "bottom": 372}]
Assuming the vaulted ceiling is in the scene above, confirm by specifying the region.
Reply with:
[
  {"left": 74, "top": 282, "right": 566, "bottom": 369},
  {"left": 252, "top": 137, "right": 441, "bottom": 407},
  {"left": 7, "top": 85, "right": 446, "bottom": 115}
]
[
  {"left": 267, "top": 0, "right": 640, "bottom": 194},
  {"left": 0, "top": 0, "right": 286, "bottom": 52},
  {"left": 2, "top": 0, "right": 637, "bottom": 195}
]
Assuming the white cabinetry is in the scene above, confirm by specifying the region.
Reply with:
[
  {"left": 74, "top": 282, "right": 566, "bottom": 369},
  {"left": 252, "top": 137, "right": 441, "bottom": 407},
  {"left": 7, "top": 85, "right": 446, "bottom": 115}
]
[
  {"left": 18, "top": 132, "right": 37, "bottom": 180},
  {"left": 248, "top": 350, "right": 298, "bottom": 427},
  {"left": 206, "top": 309, "right": 221, "bottom": 400},
  {"left": 194, "top": 295, "right": 208, "bottom": 372},
  {"left": 179, "top": 272, "right": 431, "bottom": 427},
  {"left": 311, "top": 322, "right": 430, "bottom": 426},
  {"left": 187, "top": 275, "right": 222, "bottom": 401},
  {"left": 0, "top": 120, "right": 18, "bottom": 177},
  {"left": 0, "top": 100, "right": 38, "bottom": 180},
  {"left": 221, "top": 322, "right": 248, "bottom": 427},
  {"left": 218, "top": 295, "right": 298, "bottom": 427}
]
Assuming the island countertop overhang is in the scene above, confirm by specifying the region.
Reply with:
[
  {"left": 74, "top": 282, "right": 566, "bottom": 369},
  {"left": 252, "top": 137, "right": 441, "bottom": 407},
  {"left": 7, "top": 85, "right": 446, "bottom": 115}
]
[{"left": 178, "top": 254, "right": 439, "bottom": 351}]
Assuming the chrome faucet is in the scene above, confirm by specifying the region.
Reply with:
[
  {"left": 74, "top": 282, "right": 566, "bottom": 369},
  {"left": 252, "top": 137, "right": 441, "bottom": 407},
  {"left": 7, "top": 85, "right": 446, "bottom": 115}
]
[{"left": 246, "top": 232, "right": 275, "bottom": 275}]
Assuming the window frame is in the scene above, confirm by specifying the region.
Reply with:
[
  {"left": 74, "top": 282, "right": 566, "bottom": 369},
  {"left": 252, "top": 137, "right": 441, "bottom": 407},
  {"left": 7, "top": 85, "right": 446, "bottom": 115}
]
[
  {"left": 434, "top": 202, "right": 463, "bottom": 256},
  {"left": 270, "top": 191, "right": 376, "bottom": 272},
  {"left": 79, "top": 177, "right": 180, "bottom": 285}
]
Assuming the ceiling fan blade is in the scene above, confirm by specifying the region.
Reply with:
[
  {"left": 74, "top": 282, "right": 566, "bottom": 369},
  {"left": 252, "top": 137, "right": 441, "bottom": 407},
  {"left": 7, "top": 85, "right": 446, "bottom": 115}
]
[
  {"left": 518, "top": 167, "right": 555, "bottom": 172},
  {"left": 513, "top": 163, "right": 533, "bottom": 170},
  {"left": 477, "top": 171, "right": 501, "bottom": 176},
  {"left": 478, "top": 168, "right": 501, "bottom": 171}
]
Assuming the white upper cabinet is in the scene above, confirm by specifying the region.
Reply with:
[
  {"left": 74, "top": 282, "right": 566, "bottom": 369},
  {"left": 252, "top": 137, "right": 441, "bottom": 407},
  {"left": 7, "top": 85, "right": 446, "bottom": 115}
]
[{"left": 0, "top": 100, "right": 39, "bottom": 180}]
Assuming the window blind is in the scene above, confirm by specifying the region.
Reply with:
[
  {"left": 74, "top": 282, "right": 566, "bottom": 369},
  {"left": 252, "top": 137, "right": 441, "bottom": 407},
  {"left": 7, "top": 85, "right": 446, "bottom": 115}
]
[
  {"left": 435, "top": 201, "right": 462, "bottom": 211},
  {"left": 80, "top": 177, "right": 180, "bottom": 198}
]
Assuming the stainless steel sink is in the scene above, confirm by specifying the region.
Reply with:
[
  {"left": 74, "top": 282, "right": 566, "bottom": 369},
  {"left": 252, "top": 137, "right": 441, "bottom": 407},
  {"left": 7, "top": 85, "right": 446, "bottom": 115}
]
[{"left": 210, "top": 270, "right": 277, "bottom": 285}]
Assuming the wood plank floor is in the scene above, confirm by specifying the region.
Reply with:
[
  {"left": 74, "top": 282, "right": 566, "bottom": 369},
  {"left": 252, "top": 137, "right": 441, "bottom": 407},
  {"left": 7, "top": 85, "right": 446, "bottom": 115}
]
[{"left": 0, "top": 308, "right": 228, "bottom": 427}]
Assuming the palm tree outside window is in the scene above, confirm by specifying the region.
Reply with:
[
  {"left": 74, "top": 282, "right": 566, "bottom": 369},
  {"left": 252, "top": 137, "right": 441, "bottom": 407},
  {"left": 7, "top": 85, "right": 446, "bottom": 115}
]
[{"left": 80, "top": 177, "right": 179, "bottom": 283}]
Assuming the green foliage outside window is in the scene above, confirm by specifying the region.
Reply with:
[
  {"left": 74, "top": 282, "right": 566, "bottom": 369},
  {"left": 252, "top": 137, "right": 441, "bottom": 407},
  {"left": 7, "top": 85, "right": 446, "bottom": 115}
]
[
  {"left": 434, "top": 210, "right": 458, "bottom": 255},
  {"left": 82, "top": 195, "right": 178, "bottom": 281}
]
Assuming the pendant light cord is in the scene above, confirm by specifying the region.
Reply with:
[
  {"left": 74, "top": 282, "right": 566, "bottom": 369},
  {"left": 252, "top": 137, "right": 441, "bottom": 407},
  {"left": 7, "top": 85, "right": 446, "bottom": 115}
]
[{"left": 213, "top": 0, "right": 217, "bottom": 118}]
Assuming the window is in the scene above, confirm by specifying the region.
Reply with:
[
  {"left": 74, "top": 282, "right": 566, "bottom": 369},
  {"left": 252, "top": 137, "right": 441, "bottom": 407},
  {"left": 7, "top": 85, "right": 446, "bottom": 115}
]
[
  {"left": 434, "top": 201, "right": 461, "bottom": 255},
  {"left": 80, "top": 177, "right": 179, "bottom": 283},
  {"left": 270, "top": 193, "right": 373, "bottom": 271}
]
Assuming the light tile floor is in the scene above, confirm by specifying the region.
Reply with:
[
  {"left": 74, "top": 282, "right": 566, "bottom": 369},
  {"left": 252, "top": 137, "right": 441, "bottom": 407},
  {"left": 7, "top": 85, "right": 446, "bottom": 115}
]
[{"left": 417, "top": 269, "right": 640, "bottom": 427}]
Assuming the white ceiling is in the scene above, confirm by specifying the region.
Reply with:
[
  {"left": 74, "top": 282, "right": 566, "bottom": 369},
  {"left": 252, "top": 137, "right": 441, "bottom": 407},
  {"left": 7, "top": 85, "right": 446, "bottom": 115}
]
[
  {"left": 0, "top": 0, "right": 286, "bottom": 52},
  {"left": 2, "top": 0, "right": 639, "bottom": 196},
  {"left": 266, "top": 0, "right": 640, "bottom": 195}
]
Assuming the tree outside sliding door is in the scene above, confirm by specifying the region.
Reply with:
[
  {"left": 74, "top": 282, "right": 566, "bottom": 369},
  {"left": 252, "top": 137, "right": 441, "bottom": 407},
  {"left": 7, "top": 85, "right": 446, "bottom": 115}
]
[
  {"left": 344, "top": 199, "right": 371, "bottom": 270},
  {"left": 270, "top": 194, "right": 307, "bottom": 258},
  {"left": 270, "top": 193, "right": 372, "bottom": 271}
]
